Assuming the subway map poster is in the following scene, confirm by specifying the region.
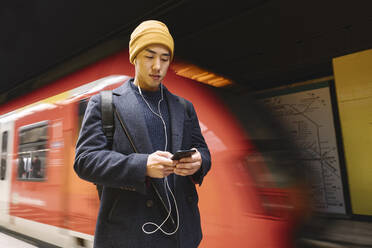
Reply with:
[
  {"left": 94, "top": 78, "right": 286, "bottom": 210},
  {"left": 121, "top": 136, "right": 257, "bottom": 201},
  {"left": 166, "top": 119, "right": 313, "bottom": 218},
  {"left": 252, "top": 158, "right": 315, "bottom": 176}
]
[{"left": 257, "top": 82, "right": 347, "bottom": 214}]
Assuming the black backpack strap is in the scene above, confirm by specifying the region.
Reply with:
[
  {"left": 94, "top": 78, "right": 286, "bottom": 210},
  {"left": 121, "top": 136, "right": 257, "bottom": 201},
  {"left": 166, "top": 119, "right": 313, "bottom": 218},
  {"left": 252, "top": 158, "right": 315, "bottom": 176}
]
[
  {"left": 96, "top": 90, "right": 113, "bottom": 200},
  {"left": 100, "top": 90, "right": 114, "bottom": 148}
]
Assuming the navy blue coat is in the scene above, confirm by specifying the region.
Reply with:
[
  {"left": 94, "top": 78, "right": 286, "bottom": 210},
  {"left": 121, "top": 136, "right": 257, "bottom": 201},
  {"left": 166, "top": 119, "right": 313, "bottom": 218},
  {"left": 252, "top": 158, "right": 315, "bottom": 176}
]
[{"left": 74, "top": 79, "right": 211, "bottom": 248}]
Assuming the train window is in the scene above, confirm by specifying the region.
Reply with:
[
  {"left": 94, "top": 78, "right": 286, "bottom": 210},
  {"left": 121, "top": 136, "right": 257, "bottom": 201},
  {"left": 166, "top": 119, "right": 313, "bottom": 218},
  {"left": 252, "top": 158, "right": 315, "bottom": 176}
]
[
  {"left": 0, "top": 131, "right": 8, "bottom": 180},
  {"left": 17, "top": 122, "right": 48, "bottom": 181}
]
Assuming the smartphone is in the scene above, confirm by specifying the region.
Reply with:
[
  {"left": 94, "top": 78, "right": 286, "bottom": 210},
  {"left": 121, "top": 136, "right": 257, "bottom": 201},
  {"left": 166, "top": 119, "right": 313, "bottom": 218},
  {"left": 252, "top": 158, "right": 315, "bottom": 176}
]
[{"left": 171, "top": 149, "right": 196, "bottom": 160}]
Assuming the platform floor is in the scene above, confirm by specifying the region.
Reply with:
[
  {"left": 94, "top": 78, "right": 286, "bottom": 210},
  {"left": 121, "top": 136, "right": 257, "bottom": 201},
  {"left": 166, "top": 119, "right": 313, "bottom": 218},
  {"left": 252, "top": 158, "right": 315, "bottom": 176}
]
[{"left": 0, "top": 232, "right": 37, "bottom": 248}]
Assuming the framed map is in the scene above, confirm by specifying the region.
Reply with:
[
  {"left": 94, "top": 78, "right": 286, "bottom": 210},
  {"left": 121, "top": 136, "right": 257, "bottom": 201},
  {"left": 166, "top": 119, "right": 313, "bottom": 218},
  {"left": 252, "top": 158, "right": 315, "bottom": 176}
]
[{"left": 255, "top": 81, "right": 348, "bottom": 214}]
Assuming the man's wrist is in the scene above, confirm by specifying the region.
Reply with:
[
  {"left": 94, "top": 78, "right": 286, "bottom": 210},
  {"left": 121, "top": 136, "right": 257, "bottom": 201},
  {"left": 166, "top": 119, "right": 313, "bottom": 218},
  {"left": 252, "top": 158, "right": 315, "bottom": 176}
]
[{"left": 190, "top": 166, "right": 202, "bottom": 184}]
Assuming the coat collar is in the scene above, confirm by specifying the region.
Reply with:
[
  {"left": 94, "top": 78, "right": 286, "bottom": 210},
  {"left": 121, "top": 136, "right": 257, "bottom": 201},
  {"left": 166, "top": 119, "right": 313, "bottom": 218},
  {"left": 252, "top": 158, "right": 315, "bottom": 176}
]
[
  {"left": 113, "top": 79, "right": 152, "bottom": 153},
  {"left": 112, "top": 78, "right": 185, "bottom": 153}
]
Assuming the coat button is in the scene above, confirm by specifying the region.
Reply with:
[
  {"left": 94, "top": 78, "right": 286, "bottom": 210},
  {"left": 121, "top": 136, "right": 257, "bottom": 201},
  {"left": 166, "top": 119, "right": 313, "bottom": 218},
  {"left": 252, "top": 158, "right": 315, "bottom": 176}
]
[
  {"left": 146, "top": 199, "right": 154, "bottom": 208},
  {"left": 187, "top": 196, "right": 193, "bottom": 203}
]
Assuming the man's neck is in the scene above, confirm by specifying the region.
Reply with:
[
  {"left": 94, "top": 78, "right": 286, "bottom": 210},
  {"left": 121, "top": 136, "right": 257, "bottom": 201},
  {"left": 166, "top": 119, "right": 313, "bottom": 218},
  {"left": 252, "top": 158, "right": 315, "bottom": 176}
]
[{"left": 133, "top": 78, "right": 159, "bottom": 92}]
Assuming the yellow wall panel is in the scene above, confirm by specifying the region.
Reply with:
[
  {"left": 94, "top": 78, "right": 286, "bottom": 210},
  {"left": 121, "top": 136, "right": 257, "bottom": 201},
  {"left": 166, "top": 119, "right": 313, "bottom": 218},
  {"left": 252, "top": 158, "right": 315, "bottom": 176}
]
[{"left": 333, "top": 49, "right": 372, "bottom": 215}]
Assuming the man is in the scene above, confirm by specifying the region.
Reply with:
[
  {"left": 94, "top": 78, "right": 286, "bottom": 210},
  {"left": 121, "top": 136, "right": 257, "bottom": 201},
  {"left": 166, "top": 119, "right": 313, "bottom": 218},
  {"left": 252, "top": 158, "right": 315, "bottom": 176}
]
[
  {"left": 17, "top": 156, "right": 25, "bottom": 178},
  {"left": 32, "top": 155, "right": 42, "bottom": 178},
  {"left": 25, "top": 156, "right": 32, "bottom": 179},
  {"left": 74, "top": 20, "right": 211, "bottom": 248}
]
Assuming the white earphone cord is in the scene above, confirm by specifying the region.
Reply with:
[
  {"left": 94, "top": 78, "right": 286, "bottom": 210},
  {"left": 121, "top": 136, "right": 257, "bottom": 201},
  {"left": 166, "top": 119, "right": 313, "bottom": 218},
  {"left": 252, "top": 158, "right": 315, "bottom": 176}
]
[{"left": 138, "top": 84, "right": 180, "bottom": 235}]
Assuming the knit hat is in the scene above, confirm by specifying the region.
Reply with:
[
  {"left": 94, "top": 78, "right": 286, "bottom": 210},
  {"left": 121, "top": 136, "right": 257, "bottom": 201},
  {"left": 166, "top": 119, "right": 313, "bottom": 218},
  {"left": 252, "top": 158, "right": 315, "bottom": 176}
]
[{"left": 129, "top": 20, "right": 174, "bottom": 64}]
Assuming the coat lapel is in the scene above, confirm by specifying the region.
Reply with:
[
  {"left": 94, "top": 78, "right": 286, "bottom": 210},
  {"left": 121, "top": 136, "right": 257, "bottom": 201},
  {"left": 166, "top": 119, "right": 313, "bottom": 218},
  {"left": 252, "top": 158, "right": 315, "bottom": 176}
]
[
  {"left": 113, "top": 79, "right": 153, "bottom": 153},
  {"left": 112, "top": 80, "right": 185, "bottom": 154},
  {"left": 165, "top": 89, "right": 185, "bottom": 191},
  {"left": 166, "top": 90, "right": 185, "bottom": 153}
]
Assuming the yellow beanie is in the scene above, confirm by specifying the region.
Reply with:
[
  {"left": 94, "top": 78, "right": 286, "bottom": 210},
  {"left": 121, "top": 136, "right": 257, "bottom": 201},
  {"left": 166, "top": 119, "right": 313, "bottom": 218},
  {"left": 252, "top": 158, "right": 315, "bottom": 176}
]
[{"left": 129, "top": 20, "right": 174, "bottom": 64}]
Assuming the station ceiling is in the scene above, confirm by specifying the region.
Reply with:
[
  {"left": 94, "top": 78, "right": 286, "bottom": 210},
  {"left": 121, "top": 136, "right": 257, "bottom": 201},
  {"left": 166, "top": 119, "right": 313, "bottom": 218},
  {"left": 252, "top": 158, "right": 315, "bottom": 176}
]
[{"left": 1, "top": 0, "right": 372, "bottom": 103}]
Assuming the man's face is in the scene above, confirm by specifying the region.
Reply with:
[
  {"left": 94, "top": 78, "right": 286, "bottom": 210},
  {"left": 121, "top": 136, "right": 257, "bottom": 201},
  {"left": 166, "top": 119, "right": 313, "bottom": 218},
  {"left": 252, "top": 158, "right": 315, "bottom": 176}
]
[{"left": 134, "top": 44, "right": 171, "bottom": 91}]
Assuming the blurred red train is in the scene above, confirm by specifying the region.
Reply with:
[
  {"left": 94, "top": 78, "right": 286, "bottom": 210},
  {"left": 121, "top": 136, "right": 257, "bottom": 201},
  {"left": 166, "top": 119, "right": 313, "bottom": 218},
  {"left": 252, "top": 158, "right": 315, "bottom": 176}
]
[{"left": 0, "top": 50, "right": 308, "bottom": 247}]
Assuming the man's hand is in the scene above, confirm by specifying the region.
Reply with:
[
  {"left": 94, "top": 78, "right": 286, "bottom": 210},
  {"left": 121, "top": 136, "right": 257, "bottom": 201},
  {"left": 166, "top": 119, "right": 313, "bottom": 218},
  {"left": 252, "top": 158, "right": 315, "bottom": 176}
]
[
  {"left": 174, "top": 148, "right": 202, "bottom": 176},
  {"left": 146, "top": 151, "right": 176, "bottom": 178}
]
